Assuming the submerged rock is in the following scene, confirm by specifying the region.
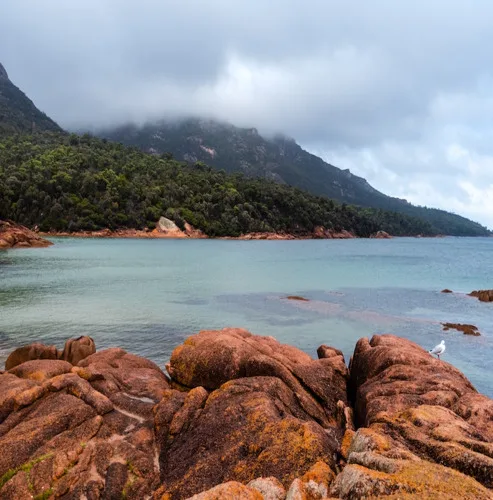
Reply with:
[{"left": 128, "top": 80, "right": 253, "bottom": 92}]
[
  {"left": 442, "top": 322, "right": 481, "bottom": 336},
  {"left": 0, "top": 219, "right": 53, "bottom": 249}
]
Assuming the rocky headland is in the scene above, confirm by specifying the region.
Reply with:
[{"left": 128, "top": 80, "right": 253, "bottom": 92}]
[
  {"left": 1, "top": 329, "right": 492, "bottom": 499},
  {"left": 469, "top": 290, "right": 493, "bottom": 303},
  {"left": 0, "top": 220, "right": 53, "bottom": 249},
  {"left": 441, "top": 288, "right": 493, "bottom": 303}
]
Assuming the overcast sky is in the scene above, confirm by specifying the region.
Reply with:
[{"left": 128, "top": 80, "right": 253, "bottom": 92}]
[{"left": 1, "top": 0, "right": 493, "bottom": 228}]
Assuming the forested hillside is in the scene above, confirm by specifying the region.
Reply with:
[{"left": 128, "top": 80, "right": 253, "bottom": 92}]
[
  {"left": 101, "top": 118, "right": 490, "bottom": 236},
  {"left": 0, "top": 132, "right": 437, "bottom": 237}
]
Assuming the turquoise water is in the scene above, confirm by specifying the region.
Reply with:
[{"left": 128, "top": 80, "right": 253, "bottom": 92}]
[{"left": 0, "top": 237, "right": 492, "bottom": 397}]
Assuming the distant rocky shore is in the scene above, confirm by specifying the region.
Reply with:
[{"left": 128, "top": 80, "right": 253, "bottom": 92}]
[
  {"left": 2, "top": 218, "right": 453, "bottom": 244},
  {"left": 0, "top": 220, "right": 52, "bottom": 249},
  {"left": 1, "top": 329, "right": 492, "bottom": 499}
]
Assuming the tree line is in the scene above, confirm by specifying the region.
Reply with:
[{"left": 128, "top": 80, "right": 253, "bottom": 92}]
[{"left": 0, "top": 132, "right": 439, "bottom": 237}]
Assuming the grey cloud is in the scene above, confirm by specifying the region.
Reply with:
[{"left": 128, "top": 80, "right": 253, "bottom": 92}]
[{"left": 1, "top": 0, "right": 493, "bottom": 226}]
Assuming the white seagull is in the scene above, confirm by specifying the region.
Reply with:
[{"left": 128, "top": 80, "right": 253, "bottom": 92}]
[{"left": 429, "top": 340, "right": 446, "bottom": 359}]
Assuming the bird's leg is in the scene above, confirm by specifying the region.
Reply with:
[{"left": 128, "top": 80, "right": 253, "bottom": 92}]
[{"left": 437, "top": 354, "right": 440, "bottom": 359}]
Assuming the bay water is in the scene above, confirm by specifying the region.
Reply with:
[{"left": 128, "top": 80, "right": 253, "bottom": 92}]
[{"left": 0, "top": 237, "right": 492, "bottom": 397}]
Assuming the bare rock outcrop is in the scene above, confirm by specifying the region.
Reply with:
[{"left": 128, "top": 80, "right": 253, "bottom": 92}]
[
  {"left": 313, "top": 226, "right": 354, "bottom": 239},
  {"left": 370, "top": 230, "right": 392, "bottom": 239},
  {"left": 0, "top": 220, "right": 53, "bottom": 249},
  {"left": 1, "top": 330, "right": 492, "bottom": 499}
]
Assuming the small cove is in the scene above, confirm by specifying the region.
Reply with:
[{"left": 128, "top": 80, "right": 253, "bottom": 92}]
[{"left": 0, "top": 237, "right": 492, "bottom": 396}]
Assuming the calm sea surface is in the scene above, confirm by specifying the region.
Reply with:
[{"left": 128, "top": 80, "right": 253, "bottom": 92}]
[{"left": 0, "top": 237, "right": 492, "bottom": 396}]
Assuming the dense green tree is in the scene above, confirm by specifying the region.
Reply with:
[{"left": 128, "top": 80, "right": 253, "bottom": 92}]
[{"left": 0, "top": 132, "right": 486, "bottom": 237}]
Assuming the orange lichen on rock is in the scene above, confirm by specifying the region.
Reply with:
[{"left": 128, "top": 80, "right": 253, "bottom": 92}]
[
  {"left": 2, "top": 329, "right": 493, "bottom": 499},
  {"left": 332, "top": 456, "right": 493, "bottom": 499},
  {"left": 185, "top": 481, "right": 263, "bottom": 499},
  {"left": 0, "top": 337, "right": 169, "bottom": 499},
  {"left": 347, "top": 333, "right": 493, "bottom": 494}
]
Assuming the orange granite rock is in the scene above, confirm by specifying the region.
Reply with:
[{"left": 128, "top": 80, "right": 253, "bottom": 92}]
[
  {"left": 346, "top": 334, "right": 493, "bottom": 493},
  {"left": 0, "top": 340, "right": 168, "bottom": 499},
  {"left": 0, "top": 219, "right": 52, "bottom": 249}
]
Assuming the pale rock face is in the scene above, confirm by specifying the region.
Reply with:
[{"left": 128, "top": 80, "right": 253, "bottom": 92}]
[
  {"left": 247, "top": 477, "right": 286, "bottom": 500},
  {"left": 157, "top": 216, "right": 180, "bottom": 232}
]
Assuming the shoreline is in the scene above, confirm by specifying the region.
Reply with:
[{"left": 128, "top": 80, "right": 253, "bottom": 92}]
[
  {"left": 38, "top": 228, "right": 443, "bottom": 240},
  {"left": 40, "top": 230, "right": 448, "bottom": 240},
  {"left": 39, "top": 227, "right": 359, "bottom": 240}
]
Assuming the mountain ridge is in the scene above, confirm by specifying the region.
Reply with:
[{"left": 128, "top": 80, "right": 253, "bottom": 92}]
[
  {"left": 0, "top": 63, "right": 62, "bottom": 136},
  {"left": 100, "top": 118, "right": 491, "bottom": 236}
]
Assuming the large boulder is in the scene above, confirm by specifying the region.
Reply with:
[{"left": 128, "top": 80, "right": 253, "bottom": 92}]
[
  {"left": 5, "top": 342, "right": 59, "bottom": 370},
  {"left": 167, "top": 328, "right": 349, "bottom": 427},
  {"left": 0, "top": 219, "right": 52, "bottom": 249},
  {"left": 5, "top": 336, "right": 96, "bottom": 370},
  {"left": 60, "top": 335, "right": 96, "bottom": 364},
  {"left": 340, "top": 334, "right": 493, "bottom": 497},
  {"left": 370, "top": 230, "right": 392, "bottom": 239},
  {"left": 156, "top": 328, "right": 350, "bottom": 498},
  {"left": 331, "top": 448, "right": 492, "bottom": 499},
  {"left": 0, "top": 340, "right": 169, "bottom": 499}
]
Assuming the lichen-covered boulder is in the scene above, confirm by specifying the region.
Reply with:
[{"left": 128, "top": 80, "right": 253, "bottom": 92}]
[
  {"left": 331, "top": 449, "right": 493, "bottom": 499},
  {"left": 185, "top": 481, "right": 263, "bottom": 500},
  {"left": 168, "top": 328, "right": 349, "bottom": 428},
  {"left": 343, "top": 334, "right": 493, "bottom": 496},
  {"left": 156, "top": 329, "right": 350, "bottom": 499},
  {"left": 0, "top": 341, "right": 169, "bottom": 499},
  {"left": 5, "top": 336, "right": 96, "bottom": 370}
]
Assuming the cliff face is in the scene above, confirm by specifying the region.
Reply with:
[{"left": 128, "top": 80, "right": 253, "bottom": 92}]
[{"left": 0, "top": 330, "right": 492, "bottom": 499}]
